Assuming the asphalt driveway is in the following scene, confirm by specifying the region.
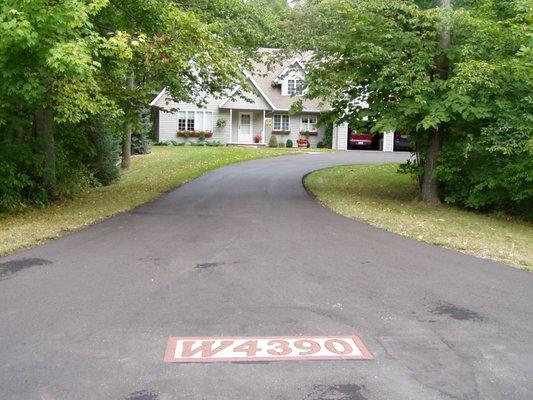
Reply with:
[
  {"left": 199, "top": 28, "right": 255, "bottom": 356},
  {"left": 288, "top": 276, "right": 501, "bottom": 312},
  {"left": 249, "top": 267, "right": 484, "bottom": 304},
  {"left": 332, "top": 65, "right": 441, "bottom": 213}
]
[{"left": 1, "top": 151, "right": 532, "bottom": 400}]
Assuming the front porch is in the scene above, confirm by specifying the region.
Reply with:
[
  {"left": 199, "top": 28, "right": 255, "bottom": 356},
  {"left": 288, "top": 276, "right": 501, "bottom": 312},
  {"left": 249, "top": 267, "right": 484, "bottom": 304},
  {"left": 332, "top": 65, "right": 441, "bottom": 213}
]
[{"left": 226, "top": 108, "right": 268, "bottom": 145}]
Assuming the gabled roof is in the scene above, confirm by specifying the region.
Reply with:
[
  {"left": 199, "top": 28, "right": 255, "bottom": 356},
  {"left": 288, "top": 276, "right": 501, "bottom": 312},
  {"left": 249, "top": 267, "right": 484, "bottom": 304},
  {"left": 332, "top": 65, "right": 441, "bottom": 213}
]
[
  {"left": 149, "top": 88, "right": 167, "bottom": 107},
  {"left": 272, "top": 59, "right": 306, "bottom": 85},
  {"left": 246, "top": 48, "right": 330, "bottom": 112},
  {"left": 149, "top": 48, "right": 331, "bottom": 113},
  {"left": 219, "top": 75, "right": 274, "bottom": 110}
]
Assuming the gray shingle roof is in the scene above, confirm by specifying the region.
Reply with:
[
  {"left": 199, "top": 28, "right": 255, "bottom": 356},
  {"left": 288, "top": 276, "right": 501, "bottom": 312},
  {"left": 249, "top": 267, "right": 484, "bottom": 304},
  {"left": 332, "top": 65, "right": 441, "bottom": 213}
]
[{"left": 247, "top": 48, "right": 330, "bottom": 112}]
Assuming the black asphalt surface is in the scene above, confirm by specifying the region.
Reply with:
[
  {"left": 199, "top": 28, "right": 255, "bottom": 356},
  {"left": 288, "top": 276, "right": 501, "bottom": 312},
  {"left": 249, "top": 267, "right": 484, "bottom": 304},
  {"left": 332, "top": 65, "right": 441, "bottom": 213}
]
[{"left": 1, "top": 151, "right": 532, "bottom": 400}]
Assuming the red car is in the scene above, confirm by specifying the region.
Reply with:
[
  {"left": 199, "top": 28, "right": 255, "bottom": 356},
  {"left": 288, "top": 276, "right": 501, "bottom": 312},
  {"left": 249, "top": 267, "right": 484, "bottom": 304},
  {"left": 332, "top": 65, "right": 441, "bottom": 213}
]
[{"left": 348, "top": 128, "right": 372, "bottom": 149}]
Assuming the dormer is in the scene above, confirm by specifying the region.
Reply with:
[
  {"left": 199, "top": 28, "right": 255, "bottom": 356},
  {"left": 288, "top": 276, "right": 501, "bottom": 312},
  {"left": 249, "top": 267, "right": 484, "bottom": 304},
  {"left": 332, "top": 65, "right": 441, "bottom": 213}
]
[{"left": 272, "top": 59, "right": 306, "bottom": 97}]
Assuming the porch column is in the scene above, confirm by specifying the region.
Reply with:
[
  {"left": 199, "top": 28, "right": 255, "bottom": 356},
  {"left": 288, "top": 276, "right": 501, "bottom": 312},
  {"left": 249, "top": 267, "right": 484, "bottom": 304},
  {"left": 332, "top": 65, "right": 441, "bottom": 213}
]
[
  {"left": 262, "top": 110, "right": 266, "bottom": 143},
  {"left": 229, "top": 108, "right": 233, "bottom": 143}
]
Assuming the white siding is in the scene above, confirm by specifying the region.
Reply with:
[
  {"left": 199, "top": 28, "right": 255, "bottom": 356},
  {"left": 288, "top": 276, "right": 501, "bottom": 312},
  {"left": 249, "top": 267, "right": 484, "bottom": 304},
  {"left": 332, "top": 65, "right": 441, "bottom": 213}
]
[
  {"left": 153, "top": 92, "right": 231, "bottom": 143},
  {"left": 383, "top": 131, "right": 395, "bottom": 152},
  {"left": 151, "top": 89, "right": 333, "bottom": 148},
  {"left": 333, "top": 122, "right": 348, "bottom": 150},
  {"left": 264, "top": 113, "right": 326, "bottom": 148},
  {"left": 221, "top": 89, "right": 271, "bottom": 111},
  {"left": 281, "top": 69, "right": 305, "bottom": 96}
]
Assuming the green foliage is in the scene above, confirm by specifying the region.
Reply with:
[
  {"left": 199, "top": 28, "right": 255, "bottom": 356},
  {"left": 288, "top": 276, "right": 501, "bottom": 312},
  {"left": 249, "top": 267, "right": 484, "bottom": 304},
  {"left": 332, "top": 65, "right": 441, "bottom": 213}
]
[
  {"left": 206, "top": 140, "right": 224, "bottom": 147},
  {"left": 131, "top": 108, "right": 152, "bottom": 155},
  {"left": 278, "top": 140, "right": 286, "bottom": 148},
  {"left": 89, "top": 124, "right": 121, "bottom": 186},
  {"left": 317, "top": 141, "right": 324, "bottom": 149},
  {"left": 286, "top": 139, "right": 294, "bottom": 148},
  {"left": 0, "top": 139, "right": 45, "bottom": 211},
  {"left": 289, "top": 0, "right": 532, "bottom": 216},
  {"left": 322, "top": 125, "right": 333, "bottom": 149},
  {"left": 0, "top": 0, "right": 275, "bottom": 213},
  {"left": 268, "top": 134, "right": 278, "bottom": 148},
  {"left": 437, "top": 127, "right": 533, "bottom": 218},
  {"left": 152, "top": 141, "right": 171, "bottom": 146}
]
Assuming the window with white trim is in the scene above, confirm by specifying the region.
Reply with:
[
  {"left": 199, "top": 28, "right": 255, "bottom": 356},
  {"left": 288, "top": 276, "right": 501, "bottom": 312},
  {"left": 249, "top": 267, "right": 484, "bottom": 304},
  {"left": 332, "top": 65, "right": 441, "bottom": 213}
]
[
  {"left": 301, "top": 115, "right": 317, "bottom": 132},
  {"left": 287, "top": 78, "right": 302, "bottom": 96},
  {"left": 273, "top": 114, "right": 290, "bottom": 131},
  {"left": 177, "top": 110, "right": 214, "bottom": 131}
]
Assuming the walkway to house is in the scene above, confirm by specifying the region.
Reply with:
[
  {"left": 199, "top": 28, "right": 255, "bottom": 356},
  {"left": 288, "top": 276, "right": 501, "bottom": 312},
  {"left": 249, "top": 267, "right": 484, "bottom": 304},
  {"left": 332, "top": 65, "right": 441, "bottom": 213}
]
[{"left": 1, "top": 151, "right": 532, "bottom": 400}]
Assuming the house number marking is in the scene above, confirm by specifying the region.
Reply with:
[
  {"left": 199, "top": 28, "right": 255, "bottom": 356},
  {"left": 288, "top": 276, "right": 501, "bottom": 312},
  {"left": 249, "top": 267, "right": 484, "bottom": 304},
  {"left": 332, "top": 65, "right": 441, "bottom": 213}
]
[{"left": 164, "top": 336, "right": 373, "bottom": 363}]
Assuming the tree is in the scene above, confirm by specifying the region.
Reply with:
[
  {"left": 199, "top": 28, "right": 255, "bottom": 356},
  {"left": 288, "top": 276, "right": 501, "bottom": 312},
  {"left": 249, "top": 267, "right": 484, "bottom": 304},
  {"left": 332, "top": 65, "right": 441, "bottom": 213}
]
[
  {"left": 94, "top": 0, "right": 270, "bottom": 168},
  {"left": 421, "top": 0, "right": 451, "bottom": 204},
  {"left": 0, "top": 0, "right": 118, "bottom": 198},
  {"left": 0, "top": 0, "right": 276, "bottom": 210},
  {"left": 286, "top": 0, "right": 531, "bottom": 210}
]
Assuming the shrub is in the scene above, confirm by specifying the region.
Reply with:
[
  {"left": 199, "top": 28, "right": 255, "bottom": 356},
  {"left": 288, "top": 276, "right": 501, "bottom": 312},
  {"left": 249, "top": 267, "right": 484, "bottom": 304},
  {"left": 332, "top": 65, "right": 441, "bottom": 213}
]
[
  {"left": 322, "top": 125, "right": 333, "bottom": 148},
  {"left": 317, "top": 141, "right": 324, "bottom": 148},
  {"left": 88, "top": 124, "right": 120, "bottom": 186},
  {"left": 206, "top": 140, "right": 224, "bottom": 147},
  {"left": 268, "top": 134, "right": 278, "bottom": 148},
  {"left": 278, "top": 141, "right": 285, "bottom": 148},
  {"left": 132, "top": 107, "right": 152, "bottom": 155},
  {"left": 131, "top": 132, "right": 150, "bottom": 154},
  {"left": 0, "top": 139, "right": 45, "bottom": 211},
  {"left": 437, "top": 128, "right": 533, "bottom": 218},
  {"left": 286, "top": 139, "right": 293, "bottom": 148}
]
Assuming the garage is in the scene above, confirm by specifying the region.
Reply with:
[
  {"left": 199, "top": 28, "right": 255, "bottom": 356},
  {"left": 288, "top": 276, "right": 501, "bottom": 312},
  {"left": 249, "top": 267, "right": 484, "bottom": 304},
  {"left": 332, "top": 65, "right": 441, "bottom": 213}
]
[{"left": 331, "top": 123, "right": 397, "bottom": 152}]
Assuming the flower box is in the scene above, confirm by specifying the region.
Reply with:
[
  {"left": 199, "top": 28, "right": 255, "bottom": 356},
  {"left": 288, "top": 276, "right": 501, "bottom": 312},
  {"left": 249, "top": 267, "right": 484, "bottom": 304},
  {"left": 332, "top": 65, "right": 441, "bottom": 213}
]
[
  {"left": 177, "top": 130, "right": 213, "bottom": 138},
  {"left": 271, "top": 130, "right": 291, "bottom": 135}
]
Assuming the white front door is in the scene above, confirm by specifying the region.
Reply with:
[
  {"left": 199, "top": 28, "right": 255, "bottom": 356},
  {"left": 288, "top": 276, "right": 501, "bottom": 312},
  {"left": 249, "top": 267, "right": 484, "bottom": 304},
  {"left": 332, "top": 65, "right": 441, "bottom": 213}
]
[{"left": 238, "top": 112, "right": 253, "bottom": 143}]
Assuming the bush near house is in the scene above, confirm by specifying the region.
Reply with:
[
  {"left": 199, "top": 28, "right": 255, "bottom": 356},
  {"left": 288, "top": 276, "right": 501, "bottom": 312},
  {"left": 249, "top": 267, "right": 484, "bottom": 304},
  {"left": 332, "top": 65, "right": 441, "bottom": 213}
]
[
  {"left": 268, "top": 135, "right": 278, "bottom": 148},
  {"left": 286, "top": 139, "right": 293, "bottom": 148}
]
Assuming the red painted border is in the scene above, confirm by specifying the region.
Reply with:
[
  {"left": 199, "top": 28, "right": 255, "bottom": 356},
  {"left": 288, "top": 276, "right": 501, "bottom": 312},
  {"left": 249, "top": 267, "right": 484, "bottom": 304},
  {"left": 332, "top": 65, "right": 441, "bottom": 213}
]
[{"left": 164, "top": 336, "right": 373, "bottom": 363}]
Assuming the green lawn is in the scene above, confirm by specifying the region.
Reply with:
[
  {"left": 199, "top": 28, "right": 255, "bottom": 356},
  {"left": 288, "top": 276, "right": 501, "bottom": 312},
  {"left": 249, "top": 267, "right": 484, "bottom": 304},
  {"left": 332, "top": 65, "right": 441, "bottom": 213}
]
[
  {"left": 0, "top": 146, "right": 302, "bottom": 256},
  {"left": 305, "top": 164, "right": 533, "bottom": 270}
]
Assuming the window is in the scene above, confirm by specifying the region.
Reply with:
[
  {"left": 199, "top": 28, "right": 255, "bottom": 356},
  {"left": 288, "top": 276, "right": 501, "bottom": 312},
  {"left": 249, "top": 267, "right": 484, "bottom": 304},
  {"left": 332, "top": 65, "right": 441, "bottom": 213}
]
[
  {"left": 177, "top": 110, "right": 214, "bottom": 131},
  {"left": 301, "top": 115, "right": 317, "bottom": 132},
  {"left": 287, "top": 78, "right": 303, "bottom": 96},
  {"left": 287, "top": 79, "right": 296, "bottom": 95},
  {"left": 273, "top": 114, "right": 290, "bottom": 131}
]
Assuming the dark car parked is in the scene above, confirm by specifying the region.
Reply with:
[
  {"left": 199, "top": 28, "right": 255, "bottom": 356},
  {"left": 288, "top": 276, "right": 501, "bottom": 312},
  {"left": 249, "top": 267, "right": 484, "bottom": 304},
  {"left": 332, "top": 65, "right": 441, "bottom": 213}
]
[{"left": 394, "top": 132, "right": 411, "bottom": 151}]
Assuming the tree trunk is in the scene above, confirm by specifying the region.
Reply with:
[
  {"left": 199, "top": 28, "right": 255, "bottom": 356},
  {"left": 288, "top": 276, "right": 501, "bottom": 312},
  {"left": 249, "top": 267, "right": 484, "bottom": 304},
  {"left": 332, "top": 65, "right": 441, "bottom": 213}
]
[
  {"left": 34, "top": 107, "right": 56, "bottom": 194},
  {"left": 121, "top": 72, "right": 135, "bottom": 169},
  {"left": 420, "top": 0, "right": 451, "bottom": 204},
  {"left": 17, "top": 127, "right": 25, "bottom": 143},
  {"left": 421, "top": 128, "right": 444, "bottom": 204}
]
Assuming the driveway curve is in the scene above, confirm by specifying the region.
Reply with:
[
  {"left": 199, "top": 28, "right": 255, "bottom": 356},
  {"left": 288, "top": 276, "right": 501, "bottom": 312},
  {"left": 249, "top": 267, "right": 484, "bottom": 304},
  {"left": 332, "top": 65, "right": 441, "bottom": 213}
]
[{"left": 1, "top": 151, "right": 532, "bottom": 400}]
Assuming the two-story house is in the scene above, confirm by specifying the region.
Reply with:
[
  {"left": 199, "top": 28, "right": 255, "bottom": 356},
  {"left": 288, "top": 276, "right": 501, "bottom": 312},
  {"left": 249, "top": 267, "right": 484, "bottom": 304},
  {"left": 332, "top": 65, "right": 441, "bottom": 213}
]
[{"left": 149, "top": 48, "right": 395, "bottom": 151}]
